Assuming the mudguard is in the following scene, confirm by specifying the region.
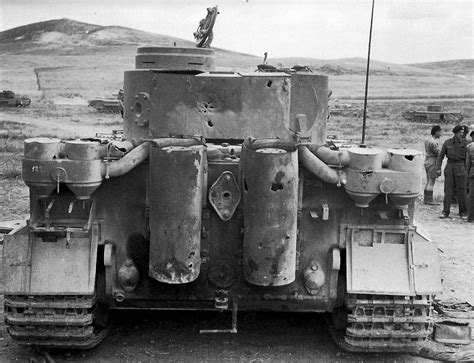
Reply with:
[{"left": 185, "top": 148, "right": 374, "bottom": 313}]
[
  {"left": 2, "top": 223, "right": 99, "bottom": 295},
  {"left": 345, "top": 223, "right": 441, "bottom": 295}
]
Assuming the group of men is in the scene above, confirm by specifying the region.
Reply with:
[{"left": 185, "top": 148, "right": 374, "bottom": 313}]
[{"left": 424, "top": 124, "right": 474, "bottom": 222}]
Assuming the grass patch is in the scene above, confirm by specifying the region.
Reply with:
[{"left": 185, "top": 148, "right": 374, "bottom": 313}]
[
  {"left": 0, "top": 154, "right": 22, "bottom": 179},
  {"left": 0, "top": 138, "right": 23, "bottom": 179},
  {"left": 1, "top": 169, "right": 22, "bottom": 179},
  {"left": 0, "top": 142, "right": 23, "bottom": 153}
]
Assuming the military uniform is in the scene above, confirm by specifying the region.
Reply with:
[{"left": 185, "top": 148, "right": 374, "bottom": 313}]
[
  {"left": 424, "top": 135, "right": 441, "bottom": 204},
  {"left": 466, "top": 142, "right": 474, "bottom": 222},
  {"left": 424, "top": 136, "right": 441, "bottom": 178},
  {"left": 436, "top": 134, "right": 468, "bottom": 217}
]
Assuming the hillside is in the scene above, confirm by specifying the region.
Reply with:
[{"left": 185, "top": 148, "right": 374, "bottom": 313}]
[
  {"left": 406, "top": 59, "right": 474, "bottom": 76},
  {"left": 0, "top": 18, "right": 194, "bottom": 48},
  {"left": 0, "top": 18, "right": 472, "bottom": 101},
  {"left": 0, "top": 18, "right": 259, "bottom": 69},
  {"left": 267, "top": 57, "right": 465, "bottom": 77},
  {"left": 0, "top": 18, "right": 100, "bottom": 42},
  {"left": 2, "top": 18, "right": 473, "bottom": 76}
]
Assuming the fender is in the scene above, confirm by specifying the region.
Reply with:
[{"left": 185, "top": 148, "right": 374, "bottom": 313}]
[
  {"left": 343, "top": 223, "right": 441, "bottom": 295},
  {"left": 2, "top": 222, "right": 100, "bottom": 295}
]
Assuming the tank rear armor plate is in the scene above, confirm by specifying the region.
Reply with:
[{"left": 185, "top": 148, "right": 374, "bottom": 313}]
[{"left": 4, "top": 295, "right": 109, "bottom": 349}]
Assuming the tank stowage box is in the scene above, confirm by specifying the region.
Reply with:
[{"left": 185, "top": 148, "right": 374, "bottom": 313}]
[{"left": 3, "top": 46, "right": 441, "bottom": 352}]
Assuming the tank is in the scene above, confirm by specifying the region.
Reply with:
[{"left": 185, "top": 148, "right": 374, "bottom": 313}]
[
  {"left": 0, "top": 90, "right": 31, "bottom": 107},
  {"left": 88, "top": 95, "right": 122, "bottom": 113},
  {"left": 2, "top": 46, "right": 442, "bottom": 352},
  {"left": 402, "top": 104, "right": 463, "bottom": 123}
]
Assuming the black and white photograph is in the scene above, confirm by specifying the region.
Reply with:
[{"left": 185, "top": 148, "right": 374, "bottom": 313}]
[{"left": 0, "top": 0, "right": 473, "bottom": 361}]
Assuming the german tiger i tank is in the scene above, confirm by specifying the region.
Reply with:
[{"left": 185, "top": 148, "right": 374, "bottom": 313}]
[{"left": 2, "top": 45, "right": 441, "bottom": 352}]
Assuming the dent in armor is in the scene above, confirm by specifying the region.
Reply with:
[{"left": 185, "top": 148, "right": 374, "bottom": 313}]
[{"left": 191, "top": 77, "right": 243, "bottom": 112}]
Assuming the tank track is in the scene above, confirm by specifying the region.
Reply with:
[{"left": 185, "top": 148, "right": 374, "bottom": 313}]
[
  {"left": 97, "top": 108, "right": 121, "bottom": 114},
  {"left": 4, "top": 295, "right": 109, "bottom": 349},
  {"left": 330, "top": 294, "right": 434, "bottom": 353}
]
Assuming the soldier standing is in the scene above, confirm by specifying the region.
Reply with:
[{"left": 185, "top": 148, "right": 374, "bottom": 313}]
[
  {"left": 423, "top": 125, "right": 442, "bottom": 204},
  {"left": 462, "top": 125, "right": 469, "bottom": 141},
  {"left": 436, "top": 125, "right": 469, "bottom": 219},
  {"left": 466, "top": 130, "right": 474, "bottom": 222},
  {"left": 450, "top": 125, "right": 469, "bottom": 204}
]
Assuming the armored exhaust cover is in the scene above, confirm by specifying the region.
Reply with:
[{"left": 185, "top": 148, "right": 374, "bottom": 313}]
[
  {"left": 241, "top": 139, "right": 298, "bottom": 286},
  {"left": 149, "top": 144, "right": 205, "bottom": 284}
]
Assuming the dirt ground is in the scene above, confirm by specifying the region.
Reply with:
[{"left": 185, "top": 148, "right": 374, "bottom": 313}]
[{"left": 0, "top": 100, "right": 473, "bottom": 361}]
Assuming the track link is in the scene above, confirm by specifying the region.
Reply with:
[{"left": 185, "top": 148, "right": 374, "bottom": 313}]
[
  {"left": 4, "top": 295, "right": 109, "bottom": 349},
  {"left": 330, "top": 294, "right": 434, "bottom": 352}
]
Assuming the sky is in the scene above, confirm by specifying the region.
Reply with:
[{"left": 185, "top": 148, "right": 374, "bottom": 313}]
[{"left": 0, "top": 0, "right": 472, "bottom": 64}]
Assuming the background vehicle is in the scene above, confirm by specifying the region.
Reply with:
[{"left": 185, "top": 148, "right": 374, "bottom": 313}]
[
  {"left": 0, "top": 90, "right": 31, "bottom": 107},
  {"left": 88, "top": 95, "right": 121, "bottom": 113},
  {"left": 402, "top": 104, "right": 464, "bottom": 123}
]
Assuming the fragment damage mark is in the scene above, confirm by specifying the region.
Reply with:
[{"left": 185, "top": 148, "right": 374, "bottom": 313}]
[
  {"left": 247, "top": 258, "right": 259, "bottom": 272},
  {"left": 271, "top": 170, "right": 285, "bottom": 191}
]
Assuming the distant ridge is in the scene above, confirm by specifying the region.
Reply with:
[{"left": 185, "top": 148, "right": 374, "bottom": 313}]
[
  {"left": 0, "top": 18, "right": 259, "bottom": 69},
  {"left": 0, "top": 17, "right": 194, "bottom": 47},
  {"left": 0, "top": 18, "right": 101, "bottom": 42},
  {"left": 267, "top": 56, "right": 457, "bottom": 76},
  {"left": 0, "top": 18, "right": 472, "bottom": 76},
  {"left": 406, "top": 59, "right": 474, "bottom": 75}
]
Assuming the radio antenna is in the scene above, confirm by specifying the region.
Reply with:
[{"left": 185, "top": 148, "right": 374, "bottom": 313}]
[{"left": 360, "top": 0, "right": 375, "bottom": 147}]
